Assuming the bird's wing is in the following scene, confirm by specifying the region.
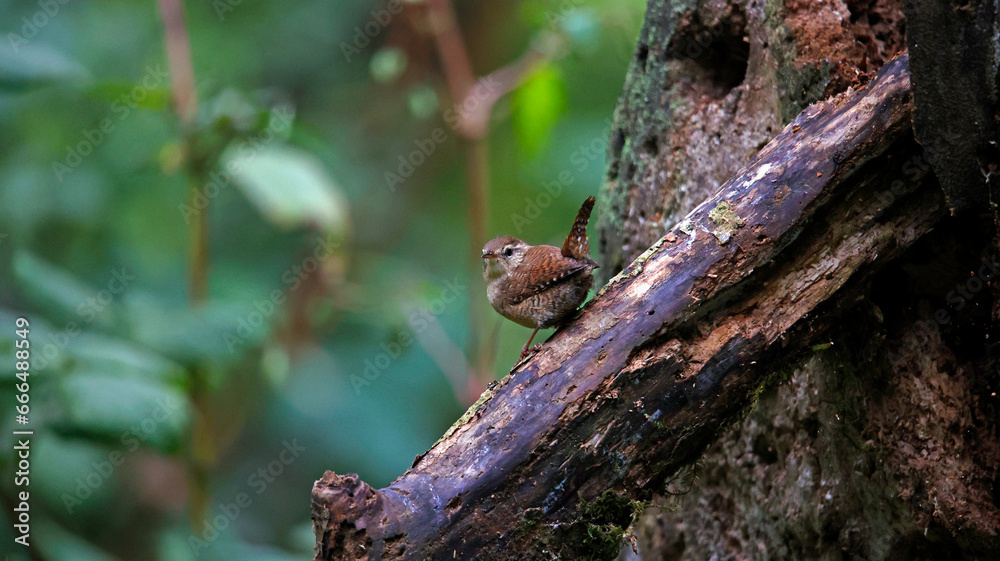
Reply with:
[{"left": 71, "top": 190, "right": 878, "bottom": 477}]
[{"left": 506, "top": 245, "right": 588, "bottom": 305}]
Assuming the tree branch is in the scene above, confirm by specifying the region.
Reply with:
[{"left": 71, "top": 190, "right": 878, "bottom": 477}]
[{"left": 311, "top": 53, "right": 944, "bottom": 560}]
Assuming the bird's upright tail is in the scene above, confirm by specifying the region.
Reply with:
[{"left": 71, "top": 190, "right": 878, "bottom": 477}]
[{"left": 562, "top": 196, "right": 595, "bottom": 261}]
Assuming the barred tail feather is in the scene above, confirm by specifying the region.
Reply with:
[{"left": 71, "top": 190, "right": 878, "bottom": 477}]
[{"left": 562, "top": 196, "right": 595, "bottom": 260}]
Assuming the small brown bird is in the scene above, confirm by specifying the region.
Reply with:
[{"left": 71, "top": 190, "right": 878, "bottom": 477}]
[{"left": 482, "top": 197, "right": 598, "bottom": 359}]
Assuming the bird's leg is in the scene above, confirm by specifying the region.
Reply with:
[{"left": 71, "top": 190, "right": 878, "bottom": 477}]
[{"left": 520, "top": 326, "right": 542, "bottom": 359}]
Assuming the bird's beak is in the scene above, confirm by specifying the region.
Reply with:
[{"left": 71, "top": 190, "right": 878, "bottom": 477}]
[{"left": 482, "top": 251, "right": 497, "bottom": 259}]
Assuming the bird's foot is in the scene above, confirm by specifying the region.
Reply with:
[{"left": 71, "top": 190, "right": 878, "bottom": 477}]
[{"left": 519, "top": 344, "right": 542, "bottom": 360}]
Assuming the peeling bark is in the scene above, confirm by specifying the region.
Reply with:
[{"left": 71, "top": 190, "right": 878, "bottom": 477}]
[{"left": 310, "top": 54, "right": 954, "bottom": 560}]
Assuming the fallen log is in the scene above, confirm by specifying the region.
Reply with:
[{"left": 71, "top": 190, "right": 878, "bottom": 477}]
[{"left": 312, "top": 53, "right": 945, "bottom": 560}]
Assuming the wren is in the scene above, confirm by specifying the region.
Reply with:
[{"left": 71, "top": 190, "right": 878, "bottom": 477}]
[{"left": 482, "top": 196, "right": 598, "bottom": 359}]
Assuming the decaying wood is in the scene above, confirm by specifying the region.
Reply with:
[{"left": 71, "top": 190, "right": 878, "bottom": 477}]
[{"left": 312, "top": 53, "right": 945, "bottom": 560}]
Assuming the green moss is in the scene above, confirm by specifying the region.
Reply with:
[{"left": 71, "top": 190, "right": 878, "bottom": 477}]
[
  {"left": 746, "top": 379, "right": 769, "bottom": 414},
  {"left": 776, "top": 60, "right": 832, "bottom": 122},
  {"left": 563, "top": 490, "right": 646, "bottom": 561},
  {"left": 758, "top": 0, "right": 838, "bottom": 124},
  {"left": 667, "top": 95, "right": 686, "bottom": 114},
  {"left": 708, "top": 201, "right": 745, "bottom": 244},
  {"left": 661, "top": 458, "right": 703, "bottom": 498},
  {"left": 514, "top": 507, "right": 545, "bottom": 536},
  {"left": 431, "top": 383, "right": 495, "bottom": 449},
  {"left": 743, "top": 362, "right": 796, "bottom": 420}
]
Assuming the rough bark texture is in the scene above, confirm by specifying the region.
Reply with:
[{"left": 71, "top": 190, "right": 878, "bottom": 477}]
[
  {"left": 309, "top": 54, "right": 983, "bottom": 560},
  {"left": 597, "top": 0, "right": 907, "bottom": 284},
  {"left": 640, "top": 298, "right": 1000, "bottom": 559},
  {"left": 904, "top": 0, "right": 1000, "bottom": 212},
  {"left": 606, "top": 1, "right": 1000, "bottom": 559}
]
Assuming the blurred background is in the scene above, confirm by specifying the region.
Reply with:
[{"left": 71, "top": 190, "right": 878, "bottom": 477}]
[{"left": 0, "top": 0, "right": 642, "bottom": 559}]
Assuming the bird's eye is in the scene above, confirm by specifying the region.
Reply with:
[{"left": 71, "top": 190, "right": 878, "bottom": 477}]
[{"left": 502, "top": 247, "right": 513, "bottom": 257}]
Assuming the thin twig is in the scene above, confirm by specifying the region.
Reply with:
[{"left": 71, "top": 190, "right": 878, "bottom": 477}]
[
  {"left": 159, "top": 0, "right": 207, "bottom": 305},
  {"left": 158, "top": 0, "right": 211, "bottom": 531},
  {"left": 158, "top": 0, "right": 198, "bottom": 126},
  {"left": 425, "top": 0, "right": 490, "bottom": 397},
  {"left": 425, "top": 0, "right": 476, "bottom": 108}
]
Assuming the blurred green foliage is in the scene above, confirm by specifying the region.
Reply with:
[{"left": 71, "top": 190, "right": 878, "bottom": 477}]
[{"left": 0, "top": 0, "right": 643, "bottom": 559}]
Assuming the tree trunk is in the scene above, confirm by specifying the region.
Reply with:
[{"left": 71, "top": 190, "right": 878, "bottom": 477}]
[
  {"left": 311, "top": 1, "right": 1000, "bottom": 559},
  {"left": 604, "top": 1, "right": 1000, "bottom": 559}
]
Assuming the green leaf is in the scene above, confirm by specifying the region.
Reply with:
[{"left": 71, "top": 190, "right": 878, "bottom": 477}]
[
  {"left": 87, "top": 81, "right": 170, "bottom": 111},
  {"left": 66, "top": 332, "right": 186, "bottom": 386},
  {"left": 202, "top": 88, "right": 271, "bottom": 133},
  {"left": 0, "top": 309, "right": 74, "bottom": 375},
  {"left": 13, "top": 251, "right": 92, "bottom": 314},
  {"left": 224, "top": 145, "right": 349, "bottom": 234},
  {"left": 58, "top": 373, "right": 189, "bottom": 453},
  {"left": 30, "top": 434, "right": 121, "bottom": 519},
  {"left": 512, "top": 62, "right": 567, "bottom": 157},
  {"left": 0, "top": 42, "right": 89, "bottom": 92},
  {"left": 12, "top": 251, "right": 118, "bottom": 331},
  {"left": 35, "top": 515, "right": 121, "bottom": 561},
  {"left": 125, "top": 295, "right": 268, "bottom": 366}
]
